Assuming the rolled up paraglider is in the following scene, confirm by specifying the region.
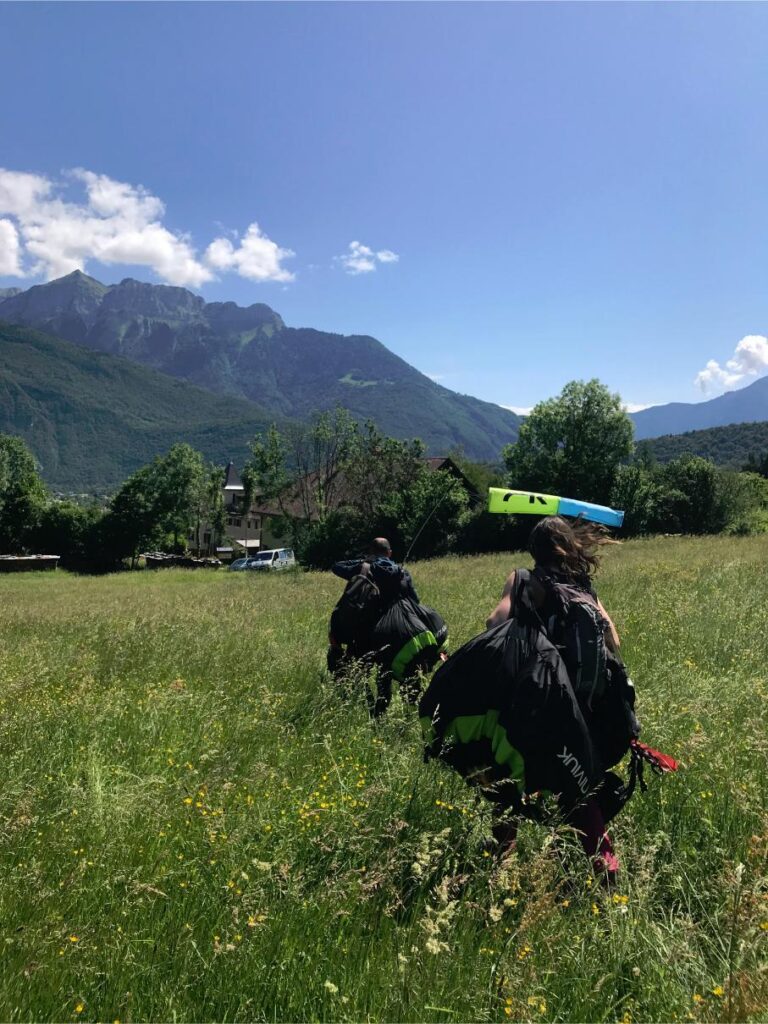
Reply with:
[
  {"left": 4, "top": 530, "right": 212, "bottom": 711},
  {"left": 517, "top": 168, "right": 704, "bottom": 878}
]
[{"left": 487, "top": 488, "right": 625, "bottom": 528}]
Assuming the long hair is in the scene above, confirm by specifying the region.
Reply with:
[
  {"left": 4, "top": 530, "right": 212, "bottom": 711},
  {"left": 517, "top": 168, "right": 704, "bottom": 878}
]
[{"left": 528, "top": 516, "right": 618, "bottom": 580}]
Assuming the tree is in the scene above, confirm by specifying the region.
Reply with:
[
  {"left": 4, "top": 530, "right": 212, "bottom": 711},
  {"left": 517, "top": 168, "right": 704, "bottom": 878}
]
[
  {"left": 248, "top": 409, "right": 358, "bottom": 549},
  {"left": 0, "top": 434, "right": 47, "bottom": 553},
  {"left": 36, "top": 501, "right": 104, "bottom": 569},
  {"left": 152, "top": 444, "right": 206, "bottom": 551},
  {"left": 743, "top": 451, "right": 768, "bottom": 478},
  {"left": 205, "top": 464, "right": 227, "bottom": 555},
  {"left": 101, "top": 464, "right": 164, "bottom": 566},
  {"left": 100, "top": 444, "right": 206, "bottom": 565},
  {"left": 343, "top": 421, "right": 425, "bottom": 527},
  {"left": 247, "top": 416, "right": 471, "bottom": 566},
  {"left": 661, "top": 455, "right": 728, "bottom": 534},
  {"left": 240, "top": 464, "right": 258, "bottom": 557},
  {"left": 503, "top": 379, "right": 634, "bottom": 504}
]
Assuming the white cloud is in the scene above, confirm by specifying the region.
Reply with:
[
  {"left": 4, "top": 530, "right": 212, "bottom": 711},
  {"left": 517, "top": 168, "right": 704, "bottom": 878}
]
[
  {"left": 502, "top": 404, "right": 533, "bottom": 416},
  {"left": 0, "top": 167, "right": 294, "bottom": 288},
  {"left": 0, "top": 219, "right": 22, "bottom": 276},
  {"left": 623, "top": 402, "right": 653, "bottom": 414},
  {"left": 338, "top": 240, "right": 399, "bottom": 275},
  {"left": 204, "top": 222, "right": 295, "bottom": 283},
  {"left": 695, "top": 335, "right": 768, "bottom": 393}
]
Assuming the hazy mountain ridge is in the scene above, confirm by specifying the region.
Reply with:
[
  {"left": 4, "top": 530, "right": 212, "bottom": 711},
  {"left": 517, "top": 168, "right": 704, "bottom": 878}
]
[
  {"left": 631, "top": 375, "right": 768, "bottom": 439},
  {"left": 0, "top": 272, "right": 521, "bottom": 460},
  {"left": 0, "top": 321, "right": 288, "bottom": 491}
]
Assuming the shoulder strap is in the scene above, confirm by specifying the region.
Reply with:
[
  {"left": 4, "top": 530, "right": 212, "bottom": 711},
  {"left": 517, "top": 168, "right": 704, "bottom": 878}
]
[{"left": 510, "top": 568, "right": 544, "bottom": 624}]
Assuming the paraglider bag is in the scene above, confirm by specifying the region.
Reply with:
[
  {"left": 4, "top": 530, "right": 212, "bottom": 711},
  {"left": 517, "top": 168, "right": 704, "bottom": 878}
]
[
  {"left": 329, "top": 564, "right": 382, "bottom": 646},
  {"left": 374, "top": 599, "right": 447, "bottom": 681},
  {"left": 583, "top": 652, "right": 641, "bottom": 770},
  {"left": 419, "top": 617, "right": 605, "bottom": 809}
]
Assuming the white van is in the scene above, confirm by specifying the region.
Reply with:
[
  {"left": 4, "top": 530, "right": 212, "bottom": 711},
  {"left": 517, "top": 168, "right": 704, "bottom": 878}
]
[{"left": 244, "top": 548, "right": 296, "bottom": 571}]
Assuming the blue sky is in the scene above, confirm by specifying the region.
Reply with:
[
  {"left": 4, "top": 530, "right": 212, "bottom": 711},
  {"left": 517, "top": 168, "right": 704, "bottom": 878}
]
[{"left": 1, "top": 1, "right": 768, "bottom": 412}]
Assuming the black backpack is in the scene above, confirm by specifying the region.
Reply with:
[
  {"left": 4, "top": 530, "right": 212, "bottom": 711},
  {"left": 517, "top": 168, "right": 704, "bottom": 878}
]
[
  {"left": 329, "top": 563, "right": 383, "bottom": 647},
  {"left": 516, "top": 569, "right": 640, "bottom": 769}
]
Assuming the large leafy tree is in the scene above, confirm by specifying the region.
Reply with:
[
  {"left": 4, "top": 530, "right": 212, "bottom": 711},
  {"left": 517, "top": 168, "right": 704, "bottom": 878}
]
[
  {"left": 503, "top": 379, "right": 634, "bottom": 504},
  {"left": 101, "top": 444, "right": 206, "bottom": 564},
  {"left": 248, "top": 409, "right": 358, "bottom": 548},
  {"left": 0, "top": 434, "right": 47, "bottom": 553},
  {"left": 152, "top": 444, "right": 206, "bottom": 550}
]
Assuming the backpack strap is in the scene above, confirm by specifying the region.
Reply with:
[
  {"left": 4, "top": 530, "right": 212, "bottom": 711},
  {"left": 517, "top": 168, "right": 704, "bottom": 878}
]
[{"left": 510, "top": 568, "right": 547, "bottom": 628}]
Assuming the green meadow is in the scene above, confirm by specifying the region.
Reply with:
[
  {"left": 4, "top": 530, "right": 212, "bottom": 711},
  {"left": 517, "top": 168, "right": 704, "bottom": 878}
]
[{"left": 0, "top": 537, "right": 766, "bottom": 1023}]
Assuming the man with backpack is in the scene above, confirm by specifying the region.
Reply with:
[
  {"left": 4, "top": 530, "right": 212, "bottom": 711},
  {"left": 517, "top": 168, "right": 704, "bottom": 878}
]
[
  {"left": 327, "top": 537, "right": 447, "bottom": 716},
  {"left": 330, "top": 537, "right": 420, "bottom": 603}
]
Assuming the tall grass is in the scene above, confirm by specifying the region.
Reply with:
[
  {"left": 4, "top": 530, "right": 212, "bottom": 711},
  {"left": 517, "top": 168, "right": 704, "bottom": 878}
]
[{"left": 0, "top": 536, "right": 766, "bottom": 1022}]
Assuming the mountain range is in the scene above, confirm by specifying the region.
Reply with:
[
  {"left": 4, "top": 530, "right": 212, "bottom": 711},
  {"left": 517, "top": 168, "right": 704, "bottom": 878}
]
[
  {"left": 0, "top": 271, "right": 521, "bottom": 463},
  {"left": 0, "top": 270, "right": 767, "bottom": 491},
  {"left": 631, "top": 374, "right": 768, "bottom": 439},
  {"left": 0, "top": 321, "right": 286, "bottom": 491}
]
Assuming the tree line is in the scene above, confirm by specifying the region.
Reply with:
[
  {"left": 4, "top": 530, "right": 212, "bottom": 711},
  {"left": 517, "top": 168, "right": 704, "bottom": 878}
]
[{"left": 0, "top": 379, "right": 766, "bottom": 570}]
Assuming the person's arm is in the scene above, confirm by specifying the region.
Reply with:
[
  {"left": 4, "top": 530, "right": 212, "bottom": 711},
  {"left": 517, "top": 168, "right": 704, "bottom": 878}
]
[
  {"left": 402, "top": 570, "right": 420, "bottom": 604},
  {"left": 597, "top": 597, "right": 621, "bottom": 652},
  {"left": 486, "top": 570, "right": 517, "bottom": 629},
  {"left": 331, "top": 559, "right": 362, "bottom": 581}
]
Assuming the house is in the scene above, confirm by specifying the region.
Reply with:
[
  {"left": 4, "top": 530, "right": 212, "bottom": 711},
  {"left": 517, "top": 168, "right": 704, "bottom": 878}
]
[
  {"left": 189, "top": 462, "right": 269, "bottom": 560},
  {"left": 190, "top": 456, "right": 477, "bottom": 559}
]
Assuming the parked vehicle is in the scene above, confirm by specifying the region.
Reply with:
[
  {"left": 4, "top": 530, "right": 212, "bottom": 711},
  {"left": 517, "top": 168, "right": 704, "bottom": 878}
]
[
  {"left": 244, "top": 548, "right": 296, "bottom": 571},
  {"left": 228, "top": 558, "right": 250, "bottom": 572}
]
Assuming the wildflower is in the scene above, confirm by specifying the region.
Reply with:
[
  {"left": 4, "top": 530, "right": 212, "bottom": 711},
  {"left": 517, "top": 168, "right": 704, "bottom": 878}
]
[
  {"left": 75, "top": 1004, "right": 84, "bottom": 1014},
  {"left": 612, "top": 893, "right": 629, "bottom": 905},
  {"left": 69, "top": 935, "right": 79, "bottom": 943},
  {"left": 592, "top": 903, "right": 600, "bottom": 916},
  {"left": 692, "top": 994, "right": 703, "bottom": 1004},
  {"left": 324, "top": 980, "right": 339, "bottom": 995},
  {"left": 760, "top": 921, "right": 768, "bottom": 931},
  {"left": 712, "top": 986, "right": 724, "bottom": 998},
  {"left": 183, "top": 797, "right": 192, "bottom": 805}
]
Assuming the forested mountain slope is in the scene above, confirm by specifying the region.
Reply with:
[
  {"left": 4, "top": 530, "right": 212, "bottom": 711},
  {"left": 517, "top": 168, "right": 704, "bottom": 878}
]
[{"left": 0, "top": 272, "right": 521, "bottom": 460}]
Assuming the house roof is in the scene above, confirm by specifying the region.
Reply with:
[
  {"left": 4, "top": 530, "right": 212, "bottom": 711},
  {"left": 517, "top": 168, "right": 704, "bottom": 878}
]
[
  {"left": 241, "top": 455, "right": 477, "bottom": 521},
  {"left": 223, "top": 461, "right": 244, "bottom": 491}
]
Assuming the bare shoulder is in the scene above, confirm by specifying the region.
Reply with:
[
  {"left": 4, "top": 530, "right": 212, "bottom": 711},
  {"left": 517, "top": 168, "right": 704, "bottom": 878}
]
[{"left": 501, "top": 569, "right": 517, "bottom": 595}]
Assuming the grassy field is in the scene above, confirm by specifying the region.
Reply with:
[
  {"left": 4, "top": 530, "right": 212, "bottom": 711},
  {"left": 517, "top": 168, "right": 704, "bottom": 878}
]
[{"left": 0, "top": 537, "right": 766, "bottom": 1023}]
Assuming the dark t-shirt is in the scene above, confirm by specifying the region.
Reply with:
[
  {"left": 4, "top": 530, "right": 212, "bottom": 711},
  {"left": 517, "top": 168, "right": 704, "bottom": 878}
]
[{"left": 331, "top": 557, "right": 420, "bottom": 604}]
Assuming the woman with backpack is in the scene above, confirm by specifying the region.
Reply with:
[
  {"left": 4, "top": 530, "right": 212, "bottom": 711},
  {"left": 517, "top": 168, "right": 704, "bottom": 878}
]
[{"left": 420, "top": 516, "right": 638, "bottom": 882}]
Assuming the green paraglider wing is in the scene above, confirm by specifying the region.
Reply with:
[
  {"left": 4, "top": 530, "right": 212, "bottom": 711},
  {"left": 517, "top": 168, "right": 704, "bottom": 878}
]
[{"left": 487, "top": 488, "right": 624, "bottom": 527}]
